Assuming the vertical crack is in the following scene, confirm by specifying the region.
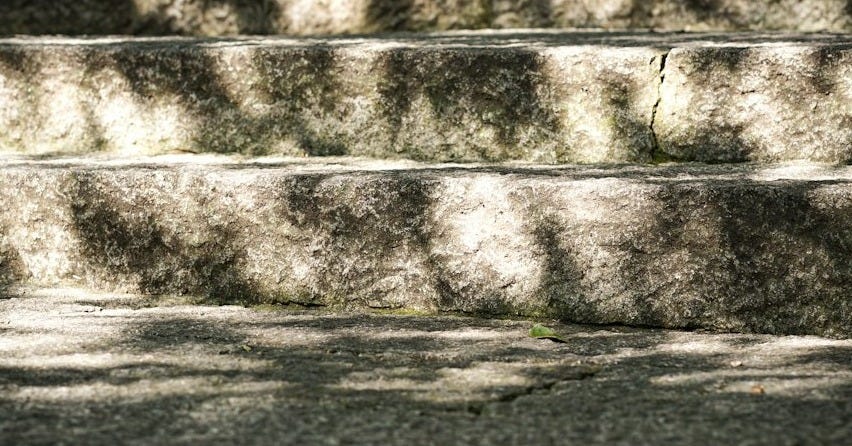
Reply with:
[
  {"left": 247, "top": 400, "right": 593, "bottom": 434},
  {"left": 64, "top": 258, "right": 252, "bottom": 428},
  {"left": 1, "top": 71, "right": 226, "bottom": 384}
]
[{"left": 649, "top": 50, "right": 669, "bottom": 161}]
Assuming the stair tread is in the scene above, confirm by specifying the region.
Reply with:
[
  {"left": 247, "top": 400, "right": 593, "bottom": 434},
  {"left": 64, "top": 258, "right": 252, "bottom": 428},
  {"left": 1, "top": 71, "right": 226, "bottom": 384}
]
[
  {"left": 1, "top": 0, "right": 850, "bottom": 35},
  {"left": 2, "top": 30, "right": 850, "bottom": 47},
  {"left": 2, "top": 154, "right": 851, "bottom": 180}
]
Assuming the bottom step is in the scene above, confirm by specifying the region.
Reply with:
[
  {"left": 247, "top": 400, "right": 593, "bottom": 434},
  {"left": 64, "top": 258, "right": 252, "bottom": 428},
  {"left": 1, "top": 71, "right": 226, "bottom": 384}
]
[
  {"left": 1, "top": 290, "right": 850, "bottom": 445},
  {"left": 0, "top": 156, "right": 850, "bottom": 337}
]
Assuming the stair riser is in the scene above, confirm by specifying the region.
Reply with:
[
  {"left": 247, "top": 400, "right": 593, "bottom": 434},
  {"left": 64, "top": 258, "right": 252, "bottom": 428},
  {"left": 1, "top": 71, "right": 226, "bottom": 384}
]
[
  {"left": 1, "top": 0, "right": 850, "bottom": 35},
  {"left": 1, "top": 165, "right": 849, "bottom": 336},
  {"left": 657, "top": 46, "right": 852, "bottom": 163},
  {"left": 0, "top": 42, "right": 661, "bottom": 162},
  {"left": 2, "top": 38, "right": 851, "bottom": 163}
]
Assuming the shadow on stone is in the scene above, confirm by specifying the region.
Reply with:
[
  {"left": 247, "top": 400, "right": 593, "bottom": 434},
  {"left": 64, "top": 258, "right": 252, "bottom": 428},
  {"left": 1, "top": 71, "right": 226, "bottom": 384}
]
[
  {"left": 529, "top": 213, "right": 588, "bottom": 321},
  {"left": 0, "top": 234, "right": 26, "bottom": 298},
  {"left": 0, "top": 0, "right": 284, "bottom": 35},
  {"left": 365, "top": 0, "right": 416, "bottom": 32},
  {"left": 0, "top": 310, "right": 849, "bottom": 444},
  {"left": 251, "top": 46, "right": 348, "bottom": 156},
  {"left": 602, "top": 72, "right": 656, "bottom": 161},
  {"left": 67, "top": 172, "right": 262, "bottom": 303},
  {"left": 104, "top": 43, "right": 347, "bottom": 155},
  {"left": 0, "top": 0, "right": 137, "bottom": 35},
  {"left": 272, "top": 174, "right": 439, "bottom": 306},
  {"left": 659, "top": 47, "right": 756, "bottom": 161},
  {"left": 630, "top": 180, "right": 852, "bottom": 335},
  {"left": 375, "top": 48, "right": 561, "bottom": 160}
]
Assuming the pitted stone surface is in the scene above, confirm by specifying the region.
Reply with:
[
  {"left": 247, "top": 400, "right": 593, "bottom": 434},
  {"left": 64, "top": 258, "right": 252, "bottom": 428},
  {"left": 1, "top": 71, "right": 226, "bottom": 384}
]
[
  {"left": 0, "top": 157, "right": 850, "bottom": 336},
  {"left": 1, "top": 0, "right": 850, "bottom": 35}
]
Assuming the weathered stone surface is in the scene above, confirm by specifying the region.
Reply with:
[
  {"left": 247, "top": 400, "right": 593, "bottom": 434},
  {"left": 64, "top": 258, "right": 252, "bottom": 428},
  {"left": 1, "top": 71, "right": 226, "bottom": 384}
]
[
  {"left": 1, "top": 0, "right": 850, "bottom": 35},
  {"left": 2, "top": 33, "right": 851, "bottom": 163},
  {"left": 657, "top": 44, "right": 852, "bottom": 163},
  {"left": 495, "top": 1, "right": 852, "bottom": 32},
  {"left": 0, "top": 0, "right": 477, "bottom": 35},
  {"left": 1, "top": 292, "right": 850, "bottom": 445},
  {"left": 0, "top": 0, "right": 492, "bottom": 36},
  {"left": 0, "top": 34, "right": 663, "bottom": 163},
  {"left": 0, "top": 157, "right": 849, "bottom": 336}
]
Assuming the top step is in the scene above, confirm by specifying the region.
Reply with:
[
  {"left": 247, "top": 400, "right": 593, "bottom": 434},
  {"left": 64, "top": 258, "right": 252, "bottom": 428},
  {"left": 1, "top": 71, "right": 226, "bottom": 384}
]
[
  {"left": 1, "top": 0, "right": 851, "bottom": 36},
  {"left": 1, "top": 32, "right": 850, "bottom": 163}
]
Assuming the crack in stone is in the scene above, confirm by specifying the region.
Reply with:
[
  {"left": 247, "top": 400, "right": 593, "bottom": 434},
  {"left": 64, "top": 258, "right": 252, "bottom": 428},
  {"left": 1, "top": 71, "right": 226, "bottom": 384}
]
[
  {"left": 466, "top": 366, "right": 601, "bottom": 416},
  {"left": 649, "top": 50, "right": 670, "bottom": 158}
]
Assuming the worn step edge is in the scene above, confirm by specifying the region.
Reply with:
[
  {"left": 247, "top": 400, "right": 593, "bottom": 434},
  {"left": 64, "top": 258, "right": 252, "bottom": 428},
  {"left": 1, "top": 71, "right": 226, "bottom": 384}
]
[
  {"left": 1, "top": 0, "right": 851, "bottom": 35},
  {"left": 0, "top": 157, "right": 849, "bottom": 337},
  {"left": 0, "top": 32, "right": 850, "bottom": 163}
]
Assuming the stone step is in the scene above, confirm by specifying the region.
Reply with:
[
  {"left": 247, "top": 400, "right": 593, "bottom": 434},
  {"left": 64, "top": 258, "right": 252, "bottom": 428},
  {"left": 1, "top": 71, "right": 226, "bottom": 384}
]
[
  {"left": 1, "top": 32, "right": 850, "bottom": 163},
  {"left": 2, "top": 291, "right": 850, "bottom": 445},
  {"left": 1, "top": 156, "right": 849, "bottom": 337},
  {"left": 1, "top": 0, "right": 850, "bottom": 35}
]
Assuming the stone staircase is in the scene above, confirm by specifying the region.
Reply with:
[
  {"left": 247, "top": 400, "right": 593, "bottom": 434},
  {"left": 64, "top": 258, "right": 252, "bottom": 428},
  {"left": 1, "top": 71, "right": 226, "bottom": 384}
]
[
  {"left": 1, "top": 3, "right": 851, "bottom": 445},
  {"left": 0, "top": 4, "right": 850, "bottom": 339}
]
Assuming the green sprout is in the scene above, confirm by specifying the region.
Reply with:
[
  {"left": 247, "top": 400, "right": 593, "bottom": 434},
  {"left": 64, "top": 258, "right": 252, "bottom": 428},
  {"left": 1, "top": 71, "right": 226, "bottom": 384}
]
[{"left": 529, "top": 324, "right": 567, "bottom": 343}]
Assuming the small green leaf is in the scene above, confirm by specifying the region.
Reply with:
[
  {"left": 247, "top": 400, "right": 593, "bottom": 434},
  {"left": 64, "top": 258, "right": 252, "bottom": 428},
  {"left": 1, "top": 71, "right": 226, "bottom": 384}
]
[{"left": 529, "top": 324, "right": 567, "bottom": 343}]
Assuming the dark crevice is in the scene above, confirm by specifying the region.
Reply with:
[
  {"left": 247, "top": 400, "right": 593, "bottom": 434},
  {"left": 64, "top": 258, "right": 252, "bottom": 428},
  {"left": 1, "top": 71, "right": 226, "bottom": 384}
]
[{"left": 649, "top": 50, "right": 669, "bottom": 160}]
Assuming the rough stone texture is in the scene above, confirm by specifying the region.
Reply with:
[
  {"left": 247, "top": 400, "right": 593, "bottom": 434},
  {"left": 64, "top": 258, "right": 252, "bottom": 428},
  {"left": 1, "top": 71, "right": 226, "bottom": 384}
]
[
  {"left": 1, "top": 33, "right": 851, "bottom": 163},
  {"left": 495, "top": 0, "right": 852, "bottom": 32},
  {"left": 1, "top": 0, "right": 851, "bottom": 35},
  {"left": 0, "top": 157, "right": 849, "bottom": 337},
  {"left": 0, "top": 290, "right": 850, "bottom": 445},
  {"left": 0, "top": 34, "right": 664, "bottom": 163},
  {"left": 657, "top": 44, "right": 852, "bottom": 163},
  {"left": 0, "top": 0, "right": 492, "bottom": 36}
]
